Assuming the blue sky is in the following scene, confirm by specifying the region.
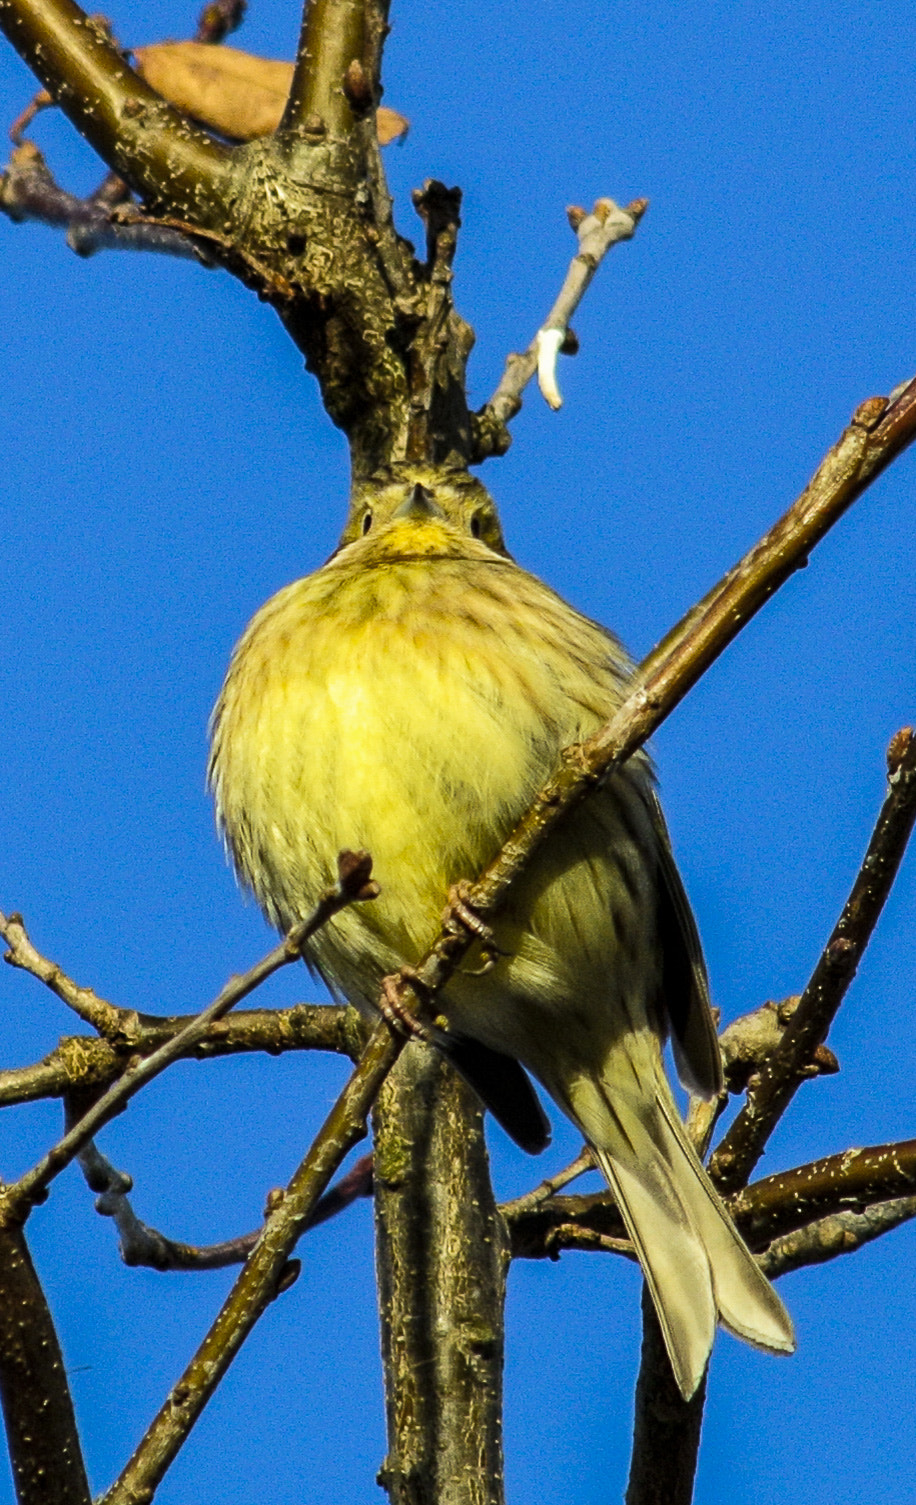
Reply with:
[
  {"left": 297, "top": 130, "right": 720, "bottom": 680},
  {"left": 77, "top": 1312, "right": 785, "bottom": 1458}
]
[{"left": 2, "top": 1, "right": 915, "bottom": 1500}]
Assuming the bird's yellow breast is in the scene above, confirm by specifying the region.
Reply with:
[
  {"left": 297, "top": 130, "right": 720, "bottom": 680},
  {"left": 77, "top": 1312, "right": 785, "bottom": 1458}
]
[{"left": 210, "top": 545, "right": 641, "bottom": 1022}]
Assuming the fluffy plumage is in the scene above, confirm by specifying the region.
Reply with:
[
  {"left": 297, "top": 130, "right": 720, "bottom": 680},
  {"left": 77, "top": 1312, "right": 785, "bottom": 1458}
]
[{"left": 209, "top": 463, "right": 794, "bottom": 1398}]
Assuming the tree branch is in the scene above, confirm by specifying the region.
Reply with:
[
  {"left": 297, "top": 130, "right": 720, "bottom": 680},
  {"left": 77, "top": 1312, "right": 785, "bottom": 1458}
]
[
  {"left": 2, "top": 909, "right": 136, "bottom": 1039},
  {"left": 625, "top": 1288, "right": 707, "bottom": 1505},
  {"left": 729, "top": 1139, "right": 916, "bottom": 1248},
  {"left": 76, "top": 1129, "right": 373, "bottom": 1272},
  {"left": 3, "top": 855, "right": 377, "bottom": 1218},
  {"left": 759, "top": 1197, "right": 916, "bottom": 1278},
  {"left": 711, "top": 726, "right": 916, "bottom": 1194},
  {"left": 374, "top": 1053, "right": 509, "bottom": 1504},
  {"left": 685, "top": 994, "right": 838, "bottom": 1155},
  {"left": 282, "top": 0, "right": 378, "bottom": 137},
  {"left": 475, "top": 197, "right": 647, "bottom": 456},
  {"left": 0, "top": 1001, "right": 364, "bottom": 1109},
  {"left": 0, "top": 0, "right": 232, "bottom": 216},
  {"left": 0, "top": 141, "right": 213, "bottom": 258},
  {"left": 0, "top": 1220, "right": 91, "bottom": 1505},
  {"left": 403, "top": 379, "right": 916, "bottom": 1024},
  {"left": 99, "top": 1015, "right": 403, "bottom": 1505}
]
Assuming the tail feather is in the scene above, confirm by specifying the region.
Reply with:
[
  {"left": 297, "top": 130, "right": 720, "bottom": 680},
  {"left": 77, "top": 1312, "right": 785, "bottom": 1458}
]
[{"left": 569, "top": 1071, "right": 795, "bottom": 1399}]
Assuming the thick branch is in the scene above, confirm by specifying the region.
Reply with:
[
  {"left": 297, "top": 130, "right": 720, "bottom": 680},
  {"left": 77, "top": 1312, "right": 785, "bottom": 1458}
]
[
  {"left": 625, "top": 1288, "right": 707, "bottom": 1505},
  {"left": 759, "top": 1197, "right": 916, "bottom": 1278},
  {"left": 283, "top": 0, "right": 377, "bottom": 136},
  {"left": 374, "top": 1052, "right": 508, "bottom": 1505},
  {"left": 0, "top": 1221, "right": 90, "bottom": 1505},
  {"left": 0, "top": 0, "right": 232, "bottom": 216},
  {"left": 711, "top": 726, "right": 916, "bottom": 1193},
  {"left": 729, "top": 1139, "right": 916, "bottom": 1248}
]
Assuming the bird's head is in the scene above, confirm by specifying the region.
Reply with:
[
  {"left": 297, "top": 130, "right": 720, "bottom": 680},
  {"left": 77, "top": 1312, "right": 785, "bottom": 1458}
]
[{"left": 333, "top": 464, "right": 512, "bottom": 562}]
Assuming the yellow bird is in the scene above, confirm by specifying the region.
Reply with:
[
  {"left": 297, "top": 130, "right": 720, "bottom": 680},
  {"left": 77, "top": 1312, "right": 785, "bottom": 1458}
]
[{"left": 209, "top": 463, "right": 794, "bottom": 1398}]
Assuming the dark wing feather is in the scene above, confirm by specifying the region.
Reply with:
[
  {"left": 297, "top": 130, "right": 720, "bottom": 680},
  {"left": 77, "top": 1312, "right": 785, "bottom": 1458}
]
[
  {"left": 437, "top": 1034, "right": 552, "bottom": 1154},
  {"left": 649, "top": 792, "right": 724, "bottom": 1099}
]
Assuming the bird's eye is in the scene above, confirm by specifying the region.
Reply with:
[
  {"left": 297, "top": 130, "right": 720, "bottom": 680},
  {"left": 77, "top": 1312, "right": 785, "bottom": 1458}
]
[
  {"left": 361, "top": 510, "right": 373, "bottom": 535},
  {"left": 470, "top": 513, "right": 482, "bottom": 538}
]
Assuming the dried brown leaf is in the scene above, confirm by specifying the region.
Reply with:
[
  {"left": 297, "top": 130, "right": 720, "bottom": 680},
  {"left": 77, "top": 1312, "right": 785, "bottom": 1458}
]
[{"left": 132, "top": 42, "right": 408, "bottom": 144}]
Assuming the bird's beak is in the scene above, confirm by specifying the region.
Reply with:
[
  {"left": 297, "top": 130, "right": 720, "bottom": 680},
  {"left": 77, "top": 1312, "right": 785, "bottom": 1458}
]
[{"left": 394, "top": 483, "right": 446, "bottom": 522}]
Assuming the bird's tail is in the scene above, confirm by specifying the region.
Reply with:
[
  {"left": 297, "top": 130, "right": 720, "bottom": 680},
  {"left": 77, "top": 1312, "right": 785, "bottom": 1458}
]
[{"left": 566, "top": 1061, "right": 795, "bottom": 1399}]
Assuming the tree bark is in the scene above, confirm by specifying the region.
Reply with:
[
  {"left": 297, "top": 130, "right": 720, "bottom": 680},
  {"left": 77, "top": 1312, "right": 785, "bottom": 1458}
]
[
  {"left": 0, "top": 1220, "right": 91, "bottom": 1505},
  {"left": 374, "top": 1048, "right": 508, "bottom": 1505}
]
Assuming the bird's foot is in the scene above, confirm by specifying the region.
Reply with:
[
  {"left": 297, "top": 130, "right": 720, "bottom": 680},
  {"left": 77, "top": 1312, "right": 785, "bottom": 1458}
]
[
  {"left": 444, "top": 881, "right": 496, "bottom": 945},
  {"left": 378, "top": 968, "right": 435, "bottom": 1043}
]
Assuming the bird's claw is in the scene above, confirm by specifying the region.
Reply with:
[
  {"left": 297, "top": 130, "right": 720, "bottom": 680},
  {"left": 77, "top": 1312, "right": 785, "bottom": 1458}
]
[
  {"left": 445, "top": 882, "right": 495, "bottom": 945},
  {"left": 378, "top": 968, "right": 434, "bottom": 1043}
]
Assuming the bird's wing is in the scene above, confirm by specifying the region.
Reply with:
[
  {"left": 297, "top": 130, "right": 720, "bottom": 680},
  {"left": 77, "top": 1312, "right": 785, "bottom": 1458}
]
[{"left": 648, "top": 791, "right": 724, "bottom": 1099}]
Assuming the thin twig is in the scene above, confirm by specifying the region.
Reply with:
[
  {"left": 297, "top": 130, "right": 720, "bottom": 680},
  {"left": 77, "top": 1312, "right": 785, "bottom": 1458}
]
[
  {"left": 2, "top": 908, "right": 137, "bottom": 1038},
  {"left": 0, "top": 141, "right": 212, "bottom": 259},
  {"left": 77, "top": 1131, "right": 373, "bottom": 1271},
  {"left": 498, "top": 1145, "right": 595, "bottom": 1223},
  {"left": 193, "top": 0, "right": 247, "bottom": 46},
  {"left": 2, "top": 853, "right": 378, "bottom": 1219},
  {"left": 711, "top": 728, "right": 916, "bottom": 1194},
  {"left": 479, "top": 196, "right": 647, "bottom": 435}
]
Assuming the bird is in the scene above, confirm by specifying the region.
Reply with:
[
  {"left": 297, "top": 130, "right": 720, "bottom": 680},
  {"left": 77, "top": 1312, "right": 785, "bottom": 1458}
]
[{"left": 208, "top": 461, "right": 795, "bottom": 1398}]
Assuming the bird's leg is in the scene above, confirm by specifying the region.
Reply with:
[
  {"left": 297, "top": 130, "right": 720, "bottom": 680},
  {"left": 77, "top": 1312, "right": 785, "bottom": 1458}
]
[{"left": 378, "top": 968, "right": 436, "bottom": 1043}]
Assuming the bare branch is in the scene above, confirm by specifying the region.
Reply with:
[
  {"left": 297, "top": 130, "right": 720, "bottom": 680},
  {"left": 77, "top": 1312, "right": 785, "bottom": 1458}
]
[
  {"left": 282, "top": 0, "right": 381, "bottom": 138},
  {"left": 193, "top": 0, "right": 247, "bottom": 46},
  {"left": 0, "top": 1221, "right": 91, "bottom": 1505},
  {"left": 685, "top": 994, "right": 838, "bottom": 1154},
  {"left": 0, "top": 142, "right": 213, "bottom": 258},
  {"left": 0, "top": 0, "right": 232, "bottom": 216},
  {"left": 625, "top": 1288, "right": 707, "bottom": 1505},
  {"left": 0, "top": 1002, "right": 363, "bottom": 1108},
  {"left": 77, "top": 1131, "right": 373, "bottom": 1271},
  {"left": 2, "top": 909, "right": 142, "bottom": 1039},
  {"left": 412, "top": 382, "right": 916, "bottom": 1022},
  {"left": 711, "top": 727, "right": 916, "bottom": 1194},
  {"left": 374, "top": 1055, "right": 509, "bottom": 1503},
  {"left": 759, "top": 1197, "right": 916, "bottom": 1279},
  {"left": 99, "top": 1017, "right": 402, "bottom": 1505},
  {"left": 479, "top": 196, "right": 647, "bottom": 446},
  {"left": 498, "top": 1146, "right": 596, "bottom": 1223},
  {"left": 4, "top": 855, "right": 377, "bottom": 1216},
  {"left": 504, "top": 1187, "right": 625, "bottom": 1260},
  {"left": 729, "top": 1139, "right": 916, "bottom": 1248}
]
